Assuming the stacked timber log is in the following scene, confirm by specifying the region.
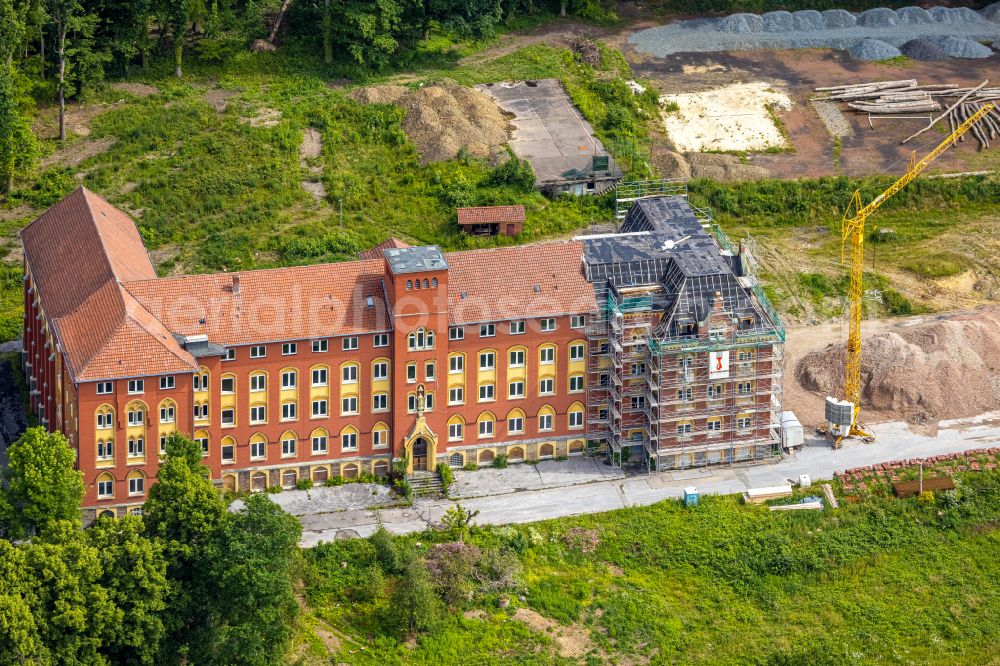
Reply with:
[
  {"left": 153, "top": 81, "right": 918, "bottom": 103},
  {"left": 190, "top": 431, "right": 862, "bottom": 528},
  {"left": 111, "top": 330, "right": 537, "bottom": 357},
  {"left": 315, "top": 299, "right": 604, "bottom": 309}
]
[{"left": 815, "top": 78, "right": 1000, "bottom": 150}]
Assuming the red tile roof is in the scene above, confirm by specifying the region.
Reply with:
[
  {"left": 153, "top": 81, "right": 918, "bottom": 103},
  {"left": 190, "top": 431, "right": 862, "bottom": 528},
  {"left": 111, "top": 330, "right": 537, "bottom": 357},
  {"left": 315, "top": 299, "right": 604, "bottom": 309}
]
[
  {"left": 123, "top": 260, "right": 392, "bottom": 346},
  {"left": 456, "top": 205, "right": 526, "bottom": 226},
  {"left": 20, "top": 187, "right": 155, "bottom": 319},
  {"left": 358, "top": 237, "right": 411, "bottom": 260},
  {"left": 24, "top": 190, "right": 595, "bottom": 382},
  {"left": 444, "top": 242, "right": 594, "bottom": 325}
]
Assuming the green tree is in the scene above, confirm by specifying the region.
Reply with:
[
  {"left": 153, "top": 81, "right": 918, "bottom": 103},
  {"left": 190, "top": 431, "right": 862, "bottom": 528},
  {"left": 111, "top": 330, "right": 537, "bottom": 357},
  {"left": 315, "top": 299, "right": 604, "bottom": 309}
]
[
  {"left": 209, "top": 493, "right": 302, "bottom": 665},
  {"left": 94, "top": 0, "right": 154, "bottom": 74},
  {"left": 0, "top": 0, "right": 36, "bottom": 192},
  {"left": 324, "top": 0, "right": 418, "bottom": 70},
  {"left": 2, "top": 427, "right": 84, "bottom": 539},
  {"left": 26, "top": 521, "right": 119, "bottom": 665},
  {"left": 0, "top": 541, "right": 48, "bottom": 664},
  {"left": 425, "top": 0, "right": 503, "bottom": 39},
  {"left": 390, "top": 556, "right": 441, "bottom": 634},
  {"left": 143, "top": 432, "right": 226, "bottom": 662},
  {"left": 370, "top": 519, "right": 402, "bottom": 574},
  {"left": 88, "top": 516, "right": 169, "bottom": 666}
]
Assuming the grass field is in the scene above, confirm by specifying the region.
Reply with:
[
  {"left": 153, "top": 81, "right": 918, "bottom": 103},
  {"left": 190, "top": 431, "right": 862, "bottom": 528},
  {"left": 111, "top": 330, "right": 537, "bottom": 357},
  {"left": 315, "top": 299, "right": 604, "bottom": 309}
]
[{"left": 298, "top": 467, "right": 1000, "bottom": 665}]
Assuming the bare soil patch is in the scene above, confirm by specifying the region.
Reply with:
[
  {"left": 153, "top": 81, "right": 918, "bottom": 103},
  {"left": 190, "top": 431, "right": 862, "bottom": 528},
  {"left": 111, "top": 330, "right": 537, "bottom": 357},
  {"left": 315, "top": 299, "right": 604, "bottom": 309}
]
[
  {"left": 796, "top": 307, "right": 1000, "bottom": 425},
  {"left": 661, "top": 81, "right": 792, "bottom": 152},
  {"left": 350, "top": 84, "right": 508, "bottom": 164},
  {"left": 511, "top": 607, "right": 595, "bottom": 659},
  {"left": 0, "top": 205, "right": 33, "bottom": 223},
  {"left": 239, "top": 107, "right": 282, "bottom": 127},
  {"left": 111, "top": 82, "right": 158, "bottom": 98},
  {"left": 205, "top": 88, "right": 238, "bottom": 112},
  {"left": 40, "top": 136, "right": 116, "bottom": 169}
]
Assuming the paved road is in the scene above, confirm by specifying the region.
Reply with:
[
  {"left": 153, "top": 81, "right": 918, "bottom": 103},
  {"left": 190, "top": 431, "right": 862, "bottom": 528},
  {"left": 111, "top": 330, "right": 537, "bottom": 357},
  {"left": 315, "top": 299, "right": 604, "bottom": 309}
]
[{"left": 298, "top": 412, "right": 1000, "bottom": 547}]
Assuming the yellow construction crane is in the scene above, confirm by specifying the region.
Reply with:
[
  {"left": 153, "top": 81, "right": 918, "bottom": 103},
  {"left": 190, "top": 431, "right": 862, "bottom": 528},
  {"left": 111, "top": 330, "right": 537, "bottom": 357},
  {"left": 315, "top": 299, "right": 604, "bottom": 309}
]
[{"left": 836, "top": 102, "right": 995, "bottom": 444}]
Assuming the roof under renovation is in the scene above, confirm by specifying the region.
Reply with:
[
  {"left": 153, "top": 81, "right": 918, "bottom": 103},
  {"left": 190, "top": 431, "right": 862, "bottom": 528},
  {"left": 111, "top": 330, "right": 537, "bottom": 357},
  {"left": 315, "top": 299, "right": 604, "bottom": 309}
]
[
  {"left": 476, "top": 79, "right": 622, "bottom": 187},
  {"left": 581, "top": 196, "right": 782, "bottom": 339}
]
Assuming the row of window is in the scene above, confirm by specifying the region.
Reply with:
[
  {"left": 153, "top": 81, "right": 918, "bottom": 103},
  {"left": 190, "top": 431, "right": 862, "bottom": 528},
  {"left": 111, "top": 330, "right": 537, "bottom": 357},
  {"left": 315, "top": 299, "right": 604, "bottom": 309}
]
[
  {"left": 448, "top": 315, "right": 584, "bottom": 341},
  {"left": 447, "top": 405, "right": 584, "bottom": 441},
  {"left": 96, "top": 471, "right": 145, "bottom": 499}
]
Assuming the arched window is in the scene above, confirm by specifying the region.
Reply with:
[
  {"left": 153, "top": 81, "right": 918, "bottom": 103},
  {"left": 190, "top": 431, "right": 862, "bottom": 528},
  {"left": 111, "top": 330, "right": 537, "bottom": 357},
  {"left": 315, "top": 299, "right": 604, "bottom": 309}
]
[
  {"left": 423, "top": 279, "right": 429, "bottom": 289},
  {"left": 406, "top": 280, "right": 412, "bottom": 290},
  {"left": 312, "top": 466, "right": 329, "bottom": 483},
  {"left": 221, "top": 436, "right": 236, "bottom": 463},
  {"left": 431, "top": 277, "right": 438, "bottom": 287},
  {"left": 126, "top": 470, "right": 145, "bottom": 497},
  {"left": 127, "top": 436, "right": 145, "bottom": 458},
  {"left": 448, "top": 415, "right": 465, "bottom": 441},
  {"left": 407, "top": 328, "right": 434, "bottom": 351},
  {"left": 194, "top": 429, "right": 210, "bottom": 457},
  {"left": 158, "top": 399, "right": 176, "bottom": 424},
  {"left": 282, "top": 469, "right": 298, "bottom": 489},
  {"left": 448, "top": 452, "right": 464, "bottom": 468},
  {"left": 414, "top": 279, "right": 421, "bottom": 290},
  {"left": 340, "top": 425, "right": 359, "bottom": 451},
  {"left": 310, "top": 428, "right": 328, "bottom": 455},
  {"left": 96, "top": 472, "right": 115, "bottom": 499},
  {"left": 569, "top": 440, "right": 585, "bottom": 456},
  {"left": 342, "top": 463, "right": 359, "bottom": 479},
  {"left": 477, "top": 412, "right": 495, "bottom": 439},
  {"left": 539, "top": 443, "right": 555, "bottom": 459},
  {"left": 96, "top": 404, "right": 115, "bottom": 431},
  {"left": 249, "top": 433, "right": 267, "bottom": 461},
  {"left": 223, "top": 475, "right": 238, "bottom": 492},
  {"left": 508, "top": 446, "right": 525, "bottom": 462},
  {"left": 537, "top": 405, "right": 556, "bottom": 433},
  {"left": 568, "top": 401, "right": 585, "bottom": 430},
  {"left": 251, "top": 472, "right": 268, "bottom": 492},
  {"left": 506, "top": 408, "right": 525, "bottom": 435},
  {"left": 97, "top": 439, "right": 114, "bottom": 461},
  {"left": 126, "top": 401, "right": 146, "bottom": 427},
  {"left": 372, "top": 422, "right": 389, "bottom": 449},
  {"left": 373, "top": 460, "right": 390, "bottom": 477},
  {"left": 478, "top": 449, "right": 495, "bottom": 465}
]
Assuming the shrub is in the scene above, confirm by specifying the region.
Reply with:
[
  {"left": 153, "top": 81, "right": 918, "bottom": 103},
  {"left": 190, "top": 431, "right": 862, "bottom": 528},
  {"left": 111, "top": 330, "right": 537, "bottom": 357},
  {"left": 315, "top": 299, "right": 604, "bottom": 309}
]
[
  {"left": 493, "top": 453, "right": 508, "bottom": 469},
  {"left": 463, "top": 462, "right": 478, "bottom": 471},
  {"left": 474, "top": 547, "right": 522, "bottom": 593},
  {"left": 370, "top": 522, "right": 402, "bottom": 575},
  {"left": 296, "top": 478, "right": 314, "bottom": 491},
  {"left": 324, "top": 476, "right": 345, "bottom": 487},
  {"left": 266, "top": 485, "right": 282, "bottom": 494},
  {"left": 485, "top": 155, "right": 535, "bottom": 190},
  {"left": 437, "top": 463, "right": 455, "bottom": 493},
  {"left": 394, "top": 477, "right": 412, "bottom": 500},
  {"left": 426, "top": 541, "right": 482, "bottom": 605}
]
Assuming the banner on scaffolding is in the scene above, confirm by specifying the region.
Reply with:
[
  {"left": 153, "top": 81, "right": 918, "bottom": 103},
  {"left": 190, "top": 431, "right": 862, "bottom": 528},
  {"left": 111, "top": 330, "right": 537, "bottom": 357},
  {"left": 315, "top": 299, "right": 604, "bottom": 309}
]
[{"left": 709, "top": 350, "right": 730, "bottom": 379}]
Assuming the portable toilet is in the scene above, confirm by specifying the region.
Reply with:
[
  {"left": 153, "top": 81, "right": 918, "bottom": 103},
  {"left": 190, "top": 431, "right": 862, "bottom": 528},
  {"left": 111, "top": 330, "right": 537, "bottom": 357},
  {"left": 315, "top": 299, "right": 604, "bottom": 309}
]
[{"left": 684, "top": 486, "right": 699, "bottom": 507}]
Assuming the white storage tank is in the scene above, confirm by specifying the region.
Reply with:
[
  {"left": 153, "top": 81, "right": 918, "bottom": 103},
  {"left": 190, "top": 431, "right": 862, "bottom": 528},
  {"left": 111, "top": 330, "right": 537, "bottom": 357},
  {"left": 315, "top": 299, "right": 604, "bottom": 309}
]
[
  {"left": 825, "top": 396, "right": 854, "bottom": 436},
  {"left": 779, "top": 410, "right": 804, "bottom": 450}
]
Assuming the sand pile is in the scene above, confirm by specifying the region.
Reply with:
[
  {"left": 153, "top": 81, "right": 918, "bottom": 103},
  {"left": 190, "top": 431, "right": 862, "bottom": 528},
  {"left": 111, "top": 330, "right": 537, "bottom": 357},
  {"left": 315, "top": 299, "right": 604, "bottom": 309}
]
[
  {"left": 351, "top": 84, "right": 509, "bottom": 164},
  {"left": 797, "top": 308, "right": 1000, "bottom": 422}
]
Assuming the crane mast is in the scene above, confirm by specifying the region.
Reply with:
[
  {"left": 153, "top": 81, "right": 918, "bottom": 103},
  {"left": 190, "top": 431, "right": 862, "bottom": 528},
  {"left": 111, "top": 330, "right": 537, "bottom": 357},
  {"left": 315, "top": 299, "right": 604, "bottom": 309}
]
[{"left": 837, "top": 102, "right": 995, "bottom": 442}]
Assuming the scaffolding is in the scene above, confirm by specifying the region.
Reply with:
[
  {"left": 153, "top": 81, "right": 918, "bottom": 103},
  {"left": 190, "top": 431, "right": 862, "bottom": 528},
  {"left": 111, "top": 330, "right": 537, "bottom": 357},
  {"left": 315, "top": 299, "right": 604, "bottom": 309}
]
[
  {"left": 614, "top": 179, "right": 688, "bottom": 220},
  {"left": 585, "top": 198, "right": 786, "bottom": 473}
]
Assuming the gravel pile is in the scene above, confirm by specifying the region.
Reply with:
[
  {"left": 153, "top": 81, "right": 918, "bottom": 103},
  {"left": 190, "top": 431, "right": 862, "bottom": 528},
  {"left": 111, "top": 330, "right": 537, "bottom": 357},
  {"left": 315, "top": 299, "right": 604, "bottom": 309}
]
[
  {"left": 939, "top": 35, "right": 994, "bottom": 58},
  {"left": 797, "top": 308, "right": 1000, "bottom": 423},
  {"left": 928, "top": 6, "right": 982, "bottom": 24},
  {"left": 718, "top": 12, "right": 764, "bottom": 33},
  {"left": 896, "top": 6, "right": 934, "bottom": 25},
  {"left": 793, "top": 10, "right": 825, "bottom": 30},
  {"left": 899, "top": 37, "right": 946, "bottom": 60},
  {"left": 850, "top": 38, "right": 902, "bottom": 60},
  {"left": 857, "top": 8, "right": 898, "bottom": 27},
  {"left": 762, "top": 11, "right": 794, "bottom": 32},
  {"left": 823, "top": 9, "right": 856, "bottom": 28},
  {"left": 628, "top": 4, "right": 1000, "bottom": 58}
]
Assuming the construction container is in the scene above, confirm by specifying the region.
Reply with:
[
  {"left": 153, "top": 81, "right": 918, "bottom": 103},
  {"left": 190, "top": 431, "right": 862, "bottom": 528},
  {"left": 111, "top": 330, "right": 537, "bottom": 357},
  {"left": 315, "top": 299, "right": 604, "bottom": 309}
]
[
  {"left": 683, "top": 486, "right": 699, "bottom": 507},
  {"left": 780, "top": 411, "right": 804, "bottom": 450}
]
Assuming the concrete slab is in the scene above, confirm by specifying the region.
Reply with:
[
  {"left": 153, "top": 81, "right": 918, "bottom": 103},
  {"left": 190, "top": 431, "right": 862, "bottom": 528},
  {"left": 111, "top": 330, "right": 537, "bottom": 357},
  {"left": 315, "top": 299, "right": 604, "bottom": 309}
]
[{"left": 476, "top": 79, "right": 621, "bottom": 187}]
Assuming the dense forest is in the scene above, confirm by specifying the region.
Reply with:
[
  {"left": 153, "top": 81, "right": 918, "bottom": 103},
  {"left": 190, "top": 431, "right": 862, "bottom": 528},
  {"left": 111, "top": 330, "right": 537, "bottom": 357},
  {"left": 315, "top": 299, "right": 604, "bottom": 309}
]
[{"left": 0, "top": 428, "right": 301, "bottom": 665}]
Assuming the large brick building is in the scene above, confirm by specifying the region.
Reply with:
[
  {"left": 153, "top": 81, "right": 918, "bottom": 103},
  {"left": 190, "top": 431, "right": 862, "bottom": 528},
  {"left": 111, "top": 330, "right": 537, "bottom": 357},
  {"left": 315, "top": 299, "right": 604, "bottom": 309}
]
[{"left": 20, "top": 188, "right": 784, "bottom": 519}]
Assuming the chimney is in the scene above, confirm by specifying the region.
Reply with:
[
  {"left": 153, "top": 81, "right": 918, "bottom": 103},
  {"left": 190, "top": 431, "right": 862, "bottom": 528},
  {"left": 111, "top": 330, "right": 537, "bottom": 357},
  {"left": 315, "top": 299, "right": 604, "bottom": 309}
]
[
  {"left": 232, "top": 275, "right": 240, "bottom": 295},
  {"left": 713, "top": 291, "right": 723, "bottom": 311}
]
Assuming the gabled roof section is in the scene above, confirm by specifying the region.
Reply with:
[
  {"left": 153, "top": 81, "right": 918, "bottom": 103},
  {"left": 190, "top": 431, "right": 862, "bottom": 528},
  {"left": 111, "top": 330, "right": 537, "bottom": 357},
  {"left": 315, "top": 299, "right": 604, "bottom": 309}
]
[
  {"left": 358, "top": 237, "right": 411, "bottom": 260},
  {"left": 457, "top": 205, "right": 526, "bottom": 226},
  {"left": 52, "top": 282, "right": 198, "bottom": 382},
  {"left": 123, "top": 259, "right": 391, "bottom": 346},
  {"left": 445, "top": 242, "right": 595, "bottom": 324},
  {"left": 20, "top": 187, "right": 155, "bottom": 319}
]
